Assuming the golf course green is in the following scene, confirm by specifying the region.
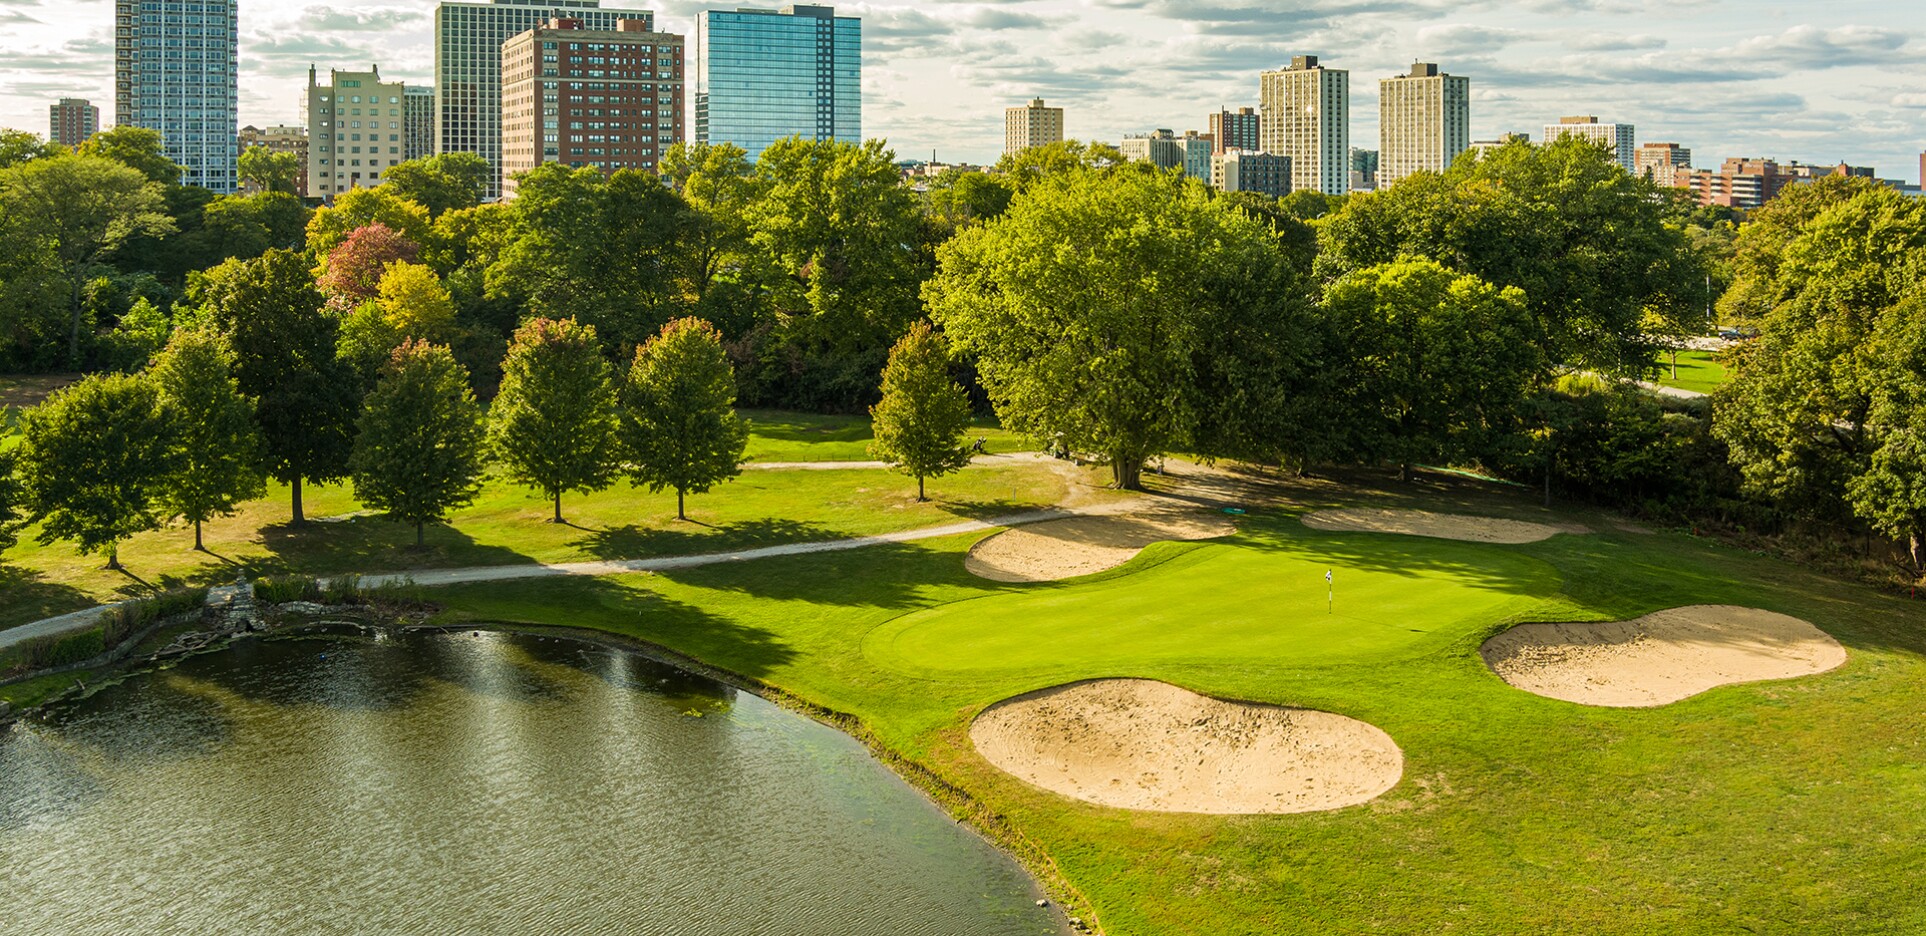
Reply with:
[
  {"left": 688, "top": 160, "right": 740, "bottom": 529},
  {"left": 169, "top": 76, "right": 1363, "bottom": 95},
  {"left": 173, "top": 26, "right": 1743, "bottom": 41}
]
[{"left": 423, "top": 485, "right": 1926, "bottom": 936}]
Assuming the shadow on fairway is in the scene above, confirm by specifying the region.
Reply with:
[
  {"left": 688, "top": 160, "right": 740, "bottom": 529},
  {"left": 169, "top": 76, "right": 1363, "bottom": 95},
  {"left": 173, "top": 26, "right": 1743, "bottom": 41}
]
[
  {"left": 0, "top": 567, "right": 98, "bottom": 634},
  {"left": 659, "top": 538, "right": 980, "bottom": 610},
  {"left": 581, "top": 517, "right": 842, "bottom": 562},
  {"left": 1231, "top": 512, "right": 1561, "bottom": 597},
  {"left": 254, "top": 516, "right": 536, "bottom": 580}
]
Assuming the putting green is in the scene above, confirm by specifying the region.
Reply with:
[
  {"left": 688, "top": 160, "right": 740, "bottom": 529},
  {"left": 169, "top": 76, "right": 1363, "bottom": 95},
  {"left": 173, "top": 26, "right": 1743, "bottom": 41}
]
[{"left": 864, "top": 526, "right": 1568, "bottom": 678}]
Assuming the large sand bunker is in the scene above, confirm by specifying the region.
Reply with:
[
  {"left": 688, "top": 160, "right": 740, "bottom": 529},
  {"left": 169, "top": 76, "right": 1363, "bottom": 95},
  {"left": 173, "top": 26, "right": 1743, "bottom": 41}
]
[
  {"left": 1481, "top": 605, "right": 1847, "bottom": 707},
  {"left": 965, "top": 508, "right": 1234, "bottom": 582},
  {"left": 1302, "top": 507, "right": 1582, "bottom": 544},
  {"left": 969, "top": 679, "right": 1403, "bottom": 814}
]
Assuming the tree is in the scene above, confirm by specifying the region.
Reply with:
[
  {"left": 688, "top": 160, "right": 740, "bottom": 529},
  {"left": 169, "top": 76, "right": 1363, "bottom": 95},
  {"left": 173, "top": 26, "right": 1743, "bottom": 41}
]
[
  {"left": 77, "top": 126, "right": 182, "bottom": 186},
  {"left": 1315, "top": 136, "right": 1702, "bottom": 375},
  {"left": 0, "top": 447, "right": 23, "bottom": 558},
  {"left": 318, "top": 221, "right": 424, "bottom": 301},
  {"left": 306, "top": 186, "right": 434, "bottom": 256},
  {"left": 619, "top": 318, "right": 748, "bottom": 521},
  {"left": 992, "top": 140, "right": 1128, "bottom": 191},
  {"left": 150, "top": 329, "right": 265, "bottom": 550},
  {"left": 0, "top": 154, "right": 174, "bottom": 363},
  {"left": 927, "top": 167, "right": 1015, "bottom": 231},
  {"left": 381, "top": 153, "right": 490, "bottom": 217},
  {"left": 658, "top": 141, "right": 768, "bottom": 325},
  {"left": 197, "top": 190, "right": 311, "bottom": 260},
  {"left": 1321, "top": 259, "right": 1541, "bottom": 480},
  {"left": 926, "top": 167, "right": 1318, "bottom": 488},
  {"left": 17, "top": 372, "right": 179, "bottom": 569},
  {"left": 488, "top": 317, "right": 620, "bottom": 523},
  {"left": 197, "top": 249, "right": 361, "bottom": 524},
  {"left": 238, "top": 145, "right": 301, "bottom": 195},
  {"left": 868, "top": 323, "right": 972, "bottom": 500},
  {"left": 0, "top": 129, "right": 64, "bottom": 169},
  {"left": 350, "top": 340, "right": 486, "bottom": 546}
]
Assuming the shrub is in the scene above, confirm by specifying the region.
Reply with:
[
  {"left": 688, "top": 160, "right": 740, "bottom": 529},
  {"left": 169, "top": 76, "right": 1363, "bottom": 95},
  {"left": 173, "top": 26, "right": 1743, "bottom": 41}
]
[{"left": 254, "top": 574, "right": 323, "bottom": 605}]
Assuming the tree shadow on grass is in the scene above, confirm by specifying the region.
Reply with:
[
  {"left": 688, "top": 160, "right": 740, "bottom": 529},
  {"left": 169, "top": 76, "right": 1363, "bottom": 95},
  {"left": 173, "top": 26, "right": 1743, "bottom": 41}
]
[
  {"left": 1227, "top": 509, "right": 1567, "bottom": 599},
  {"left": 0, "top": 566, "right": 98, "bottom": 632},
  {"left": 252, "top": 514, "right": 537, "bottom": 580},
  {"left": 657, "top": 538, "right": 968, "bottom": 610},
  {"left": 579, "top": 517, "right": 843, "bottom": 563}
]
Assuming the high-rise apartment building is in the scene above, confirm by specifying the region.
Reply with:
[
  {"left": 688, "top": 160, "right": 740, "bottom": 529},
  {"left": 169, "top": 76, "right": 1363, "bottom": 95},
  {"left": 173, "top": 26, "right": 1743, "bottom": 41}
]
[
  {"left": 1181, "top": 131, "right": 1213, "bottom": 180},
  {"left": 1468, "top": 133, "right": 1529, "bottom": 156},
  {"left": 1635, "top": 142, "right": 1692, "bottom": 186},
  {"left": 695, "top": 5, "right": 860, "bottom": 161},
  {"left": 1208, "top": 107, "right": 1260, "bottom": 155},
  {"left": 404, "top": 86, "right": 437, "bottom": 161},
  {"left": 500, "top": 17, "right": 684, "bottom": 197},
  {"left": 1671, "top": 157, "right": 1791, "bottom": 210},
  {"left": 1004, "top": 98, "right": 1063, "bottom": 155},
  {"left": 1349, "top": 146, "right": 1378, "bottom": 191},
  {"left": 1120, "top": 129, "right": 1185, "bottom": 172},
  {"left": 113, "top": 0, "right": 240, "bottom": 192},
  {"left": 436, "top": 0, "right": 655, "bottom": 199},
  {"left": 1260, "top": 55, "right": 1349, "bottom": 196},
  {"left": 1377, "top": 63, "right": 1468, "bottom": 189},
  {"left": 1543, "top": 115, "right": 1635, "bottom": 173},
  {"left": 1212, "top": 151, "right": 1290, "bottom": 197},
  {"left": 306, "top": 66, "right": 408, "bottom": 201},
  {"left": 48, "top": 98, "right": 99, "bottom": 148},
  {"left": 237, "top": 124, "right": 309, "bottom": 195}
]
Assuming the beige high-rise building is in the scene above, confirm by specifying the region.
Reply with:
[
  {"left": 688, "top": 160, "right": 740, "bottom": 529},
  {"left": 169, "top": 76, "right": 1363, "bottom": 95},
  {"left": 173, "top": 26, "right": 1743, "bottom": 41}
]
[
  {"left": 1543, "top": 115, "right": 1635, "bottom": 173},
  {"left": 1377, "top": 63, "right": 1468, "bottom": 189},
  {"left": 1260, "top": 55, "right": 1349, "bottom": 196},
  {"left": 307, "top": 65, "right": 408, "bottom": 201},
  {"left": 1635, "top": 142, "right": 1692, "bottom": 186},
  {"left": 1004, "top": 98, "right": 1063, "bottom": 155}
]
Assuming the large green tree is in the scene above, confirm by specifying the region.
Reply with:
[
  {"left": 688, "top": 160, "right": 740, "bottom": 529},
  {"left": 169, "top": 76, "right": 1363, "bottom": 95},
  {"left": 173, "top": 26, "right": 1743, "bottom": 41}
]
[
  {"left": 197, "top": 249, "right": 361, "bottom": 524},
  {"left": 992, "top": 140, "right": 1127, "bottom": 192},
  {"left": 306, "top": 187, "right": 434, "bottom": 256},
  {"left": 238, "top": 146, "right": 301, "bottom": 195},
  {"left": 0, "top": 447, "right": 22, "bottom": 558},
  {"left": 925, "top": 166, "right": 1318, "bottom": 488},
  {"left": 619, "top": 318, "right": 748, "bottom": 521},
  {"left": 350, "top": 341, "right": 486, "bottom": 546},
  {"left": 1315, "top": 136, "right": 1702, "bottom": 375},
  {"left": 0, "top": 154, "right": 174, "bottom": 363},
  {"left": 658, "top": 141, "right": 768, "bottom": 329},
  {"left": 868, "top": 323, "right": 972, "bottom": 501},
  {"left": 488, "top": 317, "right": 620, "bottom": 523},
  {"left": 17, "top": 372, "right": 179, "bottom": 569},
  {"left": 0, "top": 129, "right": 65, "bottom": 169},
  {"left": 76, "top": 126, "right": 182, "bottom": 186},
  {"left": 380, "top": 152, "right": 490, "bottom": 218},
  {"left": 150, "top": 329, "right": 266, "bottom": 550},
  {"left": 1321, "top": 259, "right": 1541, "bottom": 480}
]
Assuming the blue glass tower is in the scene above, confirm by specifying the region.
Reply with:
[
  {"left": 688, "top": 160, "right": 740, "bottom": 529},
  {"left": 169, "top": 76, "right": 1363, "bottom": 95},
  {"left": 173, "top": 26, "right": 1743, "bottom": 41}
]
[
  {"left": 113, "top": 0, "right": 240, "bottom": 192},
  {"left": 695, "top": 5, "right": 860, "bottom": 161}
]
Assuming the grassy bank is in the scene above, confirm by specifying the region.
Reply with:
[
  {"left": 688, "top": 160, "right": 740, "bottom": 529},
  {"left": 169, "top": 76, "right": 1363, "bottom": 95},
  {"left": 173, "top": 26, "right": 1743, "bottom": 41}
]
[
  {"left": 1653, "top": 349, "right": 1728, "bottom": 395},
  {"left": 424, "top": 471, "right": 1926, "bottom": 935}
]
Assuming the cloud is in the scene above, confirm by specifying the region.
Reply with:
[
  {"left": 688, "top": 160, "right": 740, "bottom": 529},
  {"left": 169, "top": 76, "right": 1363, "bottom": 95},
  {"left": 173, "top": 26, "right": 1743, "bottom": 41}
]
[
  {"left": 1413, "top": 23, "right": 1535, "bottom": 56},
  {"left": 291, "top": 6, "right": 426, "bottom": 32},
  {"left": 1567, "top": 32, "right": 1666, "bottom": 52},
  {"left": 1892, "top": 92, "right": 1926, "bottom": 108}
]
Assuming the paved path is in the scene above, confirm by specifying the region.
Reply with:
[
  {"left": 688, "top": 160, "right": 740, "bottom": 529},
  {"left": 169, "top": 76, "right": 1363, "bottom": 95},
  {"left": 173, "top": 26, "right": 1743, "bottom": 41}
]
[
  {"left": 741, "top": 452, "right": 1050, "bottom": 471},
  {"left": 1634, "top": 379, "right": 1708, "bottom": 401}
]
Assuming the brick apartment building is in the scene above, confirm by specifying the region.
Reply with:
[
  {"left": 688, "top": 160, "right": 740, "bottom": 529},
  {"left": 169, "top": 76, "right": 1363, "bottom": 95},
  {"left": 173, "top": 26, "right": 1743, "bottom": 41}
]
[{"left": 500, "top": 16, "right": 684, "bottom": 198}]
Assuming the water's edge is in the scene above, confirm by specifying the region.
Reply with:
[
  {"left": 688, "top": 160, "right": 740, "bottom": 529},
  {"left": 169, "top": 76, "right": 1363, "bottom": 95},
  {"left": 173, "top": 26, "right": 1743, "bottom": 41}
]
[{"left": 6, "top": 611, "right": 1097, "bottom": 935}]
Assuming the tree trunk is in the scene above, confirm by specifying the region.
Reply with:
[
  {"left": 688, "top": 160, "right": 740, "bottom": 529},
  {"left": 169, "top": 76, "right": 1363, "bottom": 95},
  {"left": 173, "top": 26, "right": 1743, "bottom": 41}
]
[
  {"left": 677, "top": 488, "right": 687, "bottom": 521},
  {"left": 553, "top": 492, "right": 563, "bottom": 524},
  {"left": 1911, "top": 532, "right": 1922, "bottom": 575},
  {"left": 917, "top": 474, "right": 926, "bottom": 502},
  {"left": 105, "top": 541, "right": 120, "bottom": 572},
  {"left": 1399, "top": 461, "right": 1413, "bottom": 483},
  {"left": 67, "top": 270, "right": 83, "bottom": 367},
  {"left": 291, "top": 475, "right": 306, "bottom": 526},
  {"left": 416, "top": 521, "right": 425, "bottom": 547},
  {"left": 1113, "top": 457, "right": 1144, "bottom": 491},
  {"left": 194, "top": 518, "right": 205, "bottom": 552},
  {"left": 1670, "top": 348, "right": 1679, "bottom": 379},
  {"left": 1544, "top": 450, "right": 1554, "bottom": 508}
]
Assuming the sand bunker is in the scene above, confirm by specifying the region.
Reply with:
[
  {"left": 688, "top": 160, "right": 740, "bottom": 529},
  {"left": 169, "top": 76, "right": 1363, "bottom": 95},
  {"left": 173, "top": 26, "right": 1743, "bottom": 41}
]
[
  {"left": 1481, "top": 605, "right": 1847, "bottom": 707},
  {"left": 969, "top": 679, "right": 1403, "bottom": 814},
  {"left": 1302, "top": 507, "right": 1582, "bottom": 544},
  {"left": 965, "top": 508, "right": 1234, "bottom": 582}
]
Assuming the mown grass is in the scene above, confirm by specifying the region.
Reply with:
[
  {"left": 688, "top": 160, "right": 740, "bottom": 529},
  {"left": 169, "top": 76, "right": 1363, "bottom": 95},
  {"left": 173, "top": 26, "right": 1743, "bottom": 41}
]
[
  {"left": 741, "top": 409, "right": 1030, "bottom": 461},
  {"left": 1653, "top": 349, "right": 1728, "bottom": 395},
  {"left": 426, "top": 476, "right": 1926, "bottom": 936},
  {"left": 0, "top": 411, "right": 1093, "bottom": 631}
]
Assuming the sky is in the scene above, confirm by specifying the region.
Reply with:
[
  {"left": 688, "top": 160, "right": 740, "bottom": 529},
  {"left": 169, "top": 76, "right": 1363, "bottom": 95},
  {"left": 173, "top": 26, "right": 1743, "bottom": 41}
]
[{"left": 2, "top": 0, "right": 1923, "bottom": 180}]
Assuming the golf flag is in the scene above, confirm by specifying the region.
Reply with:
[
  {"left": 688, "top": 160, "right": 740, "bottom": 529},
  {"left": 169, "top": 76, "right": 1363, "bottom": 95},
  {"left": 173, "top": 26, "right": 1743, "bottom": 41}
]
[
  {"left": 1326, "top": 569, "right": 1333, "bottom": 613},
  {"left": 1325, "top": 569, "right": 1333, "bottom": 584}
]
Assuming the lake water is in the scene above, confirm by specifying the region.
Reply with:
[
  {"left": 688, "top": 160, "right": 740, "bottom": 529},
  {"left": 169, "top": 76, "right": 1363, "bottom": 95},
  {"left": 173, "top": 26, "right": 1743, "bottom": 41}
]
[{"left": 0, "top": 629, "right": 1063, "bottom": 935}]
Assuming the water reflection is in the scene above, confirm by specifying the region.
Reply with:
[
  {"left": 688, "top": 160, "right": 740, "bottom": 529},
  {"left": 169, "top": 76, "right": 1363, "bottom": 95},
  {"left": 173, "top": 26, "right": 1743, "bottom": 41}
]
[{"left": 0, "top": 630, "right": 1063, "bottom": 935}]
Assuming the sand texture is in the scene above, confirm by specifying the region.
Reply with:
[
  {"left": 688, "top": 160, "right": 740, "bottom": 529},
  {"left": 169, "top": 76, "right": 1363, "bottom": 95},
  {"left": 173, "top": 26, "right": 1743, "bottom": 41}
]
[
  {"left": 969, "top": 679, "right": 1403, "bottom": 814},
  {"left": 965, "top": 507, "right": 1234, "bottom": 582},
  {"left": 1480, "top": 605, "right": 1847, "bottom": 707},
  {"left": 1302, "top": 507, "right": 1583, "bottom": 544}
]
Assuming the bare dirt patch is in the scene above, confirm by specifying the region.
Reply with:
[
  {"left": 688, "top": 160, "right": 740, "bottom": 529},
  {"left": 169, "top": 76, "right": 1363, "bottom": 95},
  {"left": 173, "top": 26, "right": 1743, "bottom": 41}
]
[
  {"left": 965, "top": 505, "right": 1235, "bottom": 582},
  {"left": 969, "top": 678, "right": 1403, "bottom": 814},
  {"left": 1480, "top": 605, "right": 1847, "bottom": 707},
  {"left": 1302, "top": 507, "right": 1584, "bottom": 544},
  {"left": 0, "top": 374, "right": 81, "bottom": 409}
]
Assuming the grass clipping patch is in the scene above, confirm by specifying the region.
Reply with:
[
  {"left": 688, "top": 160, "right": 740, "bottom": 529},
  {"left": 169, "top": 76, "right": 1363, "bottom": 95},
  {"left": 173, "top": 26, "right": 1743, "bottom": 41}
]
[
  {"left": 964, "top": 507, "right": 1235, "bottom": 582},
  {"left": 1301, "top": 507, "right": 1583, "bottom": 543},
  {"left": 1480, "top": 605, "right": 1847, "bottom": 707},
  {"left": 970, "top": 679, "right": 1402, "bottom": 814}
]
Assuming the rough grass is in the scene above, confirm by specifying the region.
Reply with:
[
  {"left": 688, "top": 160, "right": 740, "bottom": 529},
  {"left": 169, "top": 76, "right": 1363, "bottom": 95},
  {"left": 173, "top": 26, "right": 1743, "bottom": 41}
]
[
  {"left": 425, "top": 471, "right": 1926, "bottom": 936},
  {"left": 1653, "top": 350, "right": 1728, "bottom": 395},
  {"left": 0, "top": 410, "right": 1088, "bottom": 631}
]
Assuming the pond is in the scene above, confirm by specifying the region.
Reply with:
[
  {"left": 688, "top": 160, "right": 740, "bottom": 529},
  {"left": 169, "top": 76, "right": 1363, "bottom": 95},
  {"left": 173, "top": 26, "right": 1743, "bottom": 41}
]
[{"left": 0, "top": 629, "right": 1064, "bottom": 935}]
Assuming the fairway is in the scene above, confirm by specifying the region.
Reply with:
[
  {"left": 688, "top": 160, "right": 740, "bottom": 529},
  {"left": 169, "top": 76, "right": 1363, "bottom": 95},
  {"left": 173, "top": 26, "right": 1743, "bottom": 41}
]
[
  {"left": 1654, "top": 349, "right": 1728, "bottom": 395},
  {"left": 867, "top": 527, "right": 1564, "bottom": 677}
]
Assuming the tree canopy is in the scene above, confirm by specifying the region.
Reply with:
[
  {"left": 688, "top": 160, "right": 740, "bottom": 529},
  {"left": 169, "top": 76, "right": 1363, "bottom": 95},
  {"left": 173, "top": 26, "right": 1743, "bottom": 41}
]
[
  {"left": 17, "top": 372, "right": 179, "bottom": 568},
  {"left": 382, "top": 153, "right": 491, "bottom": 218},
  {"left": 238, "top": 146, "right": 301, "bottom": 195},
  {"left": 868, "top": 323, "right": 973, "bottom": 500},
  {"left": 619, "top": 317, "right": 748, "bottom": 520},
  {"left": 350, "top": 340, "right": 486, "bottom": 545},
  {"left": 487, "top": 317, "right": 620, "bottom": 523},
  {"left": 150, "top": 328, "right": 265, "bottom": 550}
]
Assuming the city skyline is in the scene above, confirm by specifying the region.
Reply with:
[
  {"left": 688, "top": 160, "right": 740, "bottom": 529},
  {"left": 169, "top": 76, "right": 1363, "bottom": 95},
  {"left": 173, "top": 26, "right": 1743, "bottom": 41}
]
[{"left": 1, "top": 0, "right": 1922, "bottom": 176}]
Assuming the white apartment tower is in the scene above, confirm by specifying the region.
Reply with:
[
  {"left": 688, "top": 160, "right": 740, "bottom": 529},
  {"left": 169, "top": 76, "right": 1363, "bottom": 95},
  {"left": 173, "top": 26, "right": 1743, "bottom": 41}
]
[
  {"left": 1543, "top": 115, "right": 1636, "bottom": 173},
  {"left": 1377, "top": 63, "right": 1469, "bottom": 189},
  {"left": 1004, "top": 98, "right": 1063, "bottom": 155},
  {"left": 113, "top": 0, "right": 240, "bottom": 192},
  {"left": 306, "top": 66, "right": 408, "bottom": 201},
  {"left": 1260, "top": 55, "right": 1349, "bottom": 196},
  {"left": 434, "top": 0, "right": 655, "bottom": 199}
]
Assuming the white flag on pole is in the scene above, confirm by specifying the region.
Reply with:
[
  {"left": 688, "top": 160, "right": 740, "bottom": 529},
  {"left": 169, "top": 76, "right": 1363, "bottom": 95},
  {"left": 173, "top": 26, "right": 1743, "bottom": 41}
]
[{"left": 1325, "top": 569, "right": 1333, "bottom": 583}]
